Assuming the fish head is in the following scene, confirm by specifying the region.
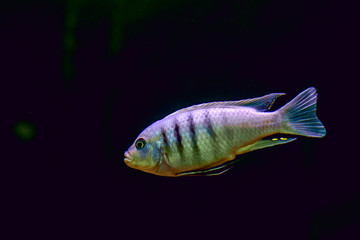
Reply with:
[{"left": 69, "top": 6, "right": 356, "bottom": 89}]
[{"left": 124, "top": 126, "right": 164, "bottom": 174}]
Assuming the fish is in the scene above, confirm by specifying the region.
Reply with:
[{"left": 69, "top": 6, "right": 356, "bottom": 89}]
[{"left": 124, "top": 87, "right": 326, "bottom": 177}]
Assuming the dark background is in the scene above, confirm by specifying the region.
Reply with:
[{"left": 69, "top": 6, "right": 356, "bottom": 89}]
[{"left": 3, "top": 0, "right": 358, "bottom": 239}]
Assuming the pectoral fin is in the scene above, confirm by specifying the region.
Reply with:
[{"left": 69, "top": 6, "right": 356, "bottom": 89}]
[
  {"left": 236, "top": 137, "right": 296, "bottom": 155},
  {"left": 176, "top": 161, "right": 236, "bottom": 176}
]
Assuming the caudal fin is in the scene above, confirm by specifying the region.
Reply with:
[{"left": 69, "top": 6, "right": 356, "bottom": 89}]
[{"left": 278, "top": 87, "right": 326, "bottom": 138}]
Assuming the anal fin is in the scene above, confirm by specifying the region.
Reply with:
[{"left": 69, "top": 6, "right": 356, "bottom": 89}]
[
  {"left": 176, "top": 137, "right": 296, "bottom": 177},
  {"left": 236, "top": 137, "right": 297, "bottom": 155}
]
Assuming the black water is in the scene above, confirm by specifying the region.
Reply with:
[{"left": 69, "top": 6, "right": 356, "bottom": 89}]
[{"left": 3, "top": 1, "right": 358, "bottom": 239}]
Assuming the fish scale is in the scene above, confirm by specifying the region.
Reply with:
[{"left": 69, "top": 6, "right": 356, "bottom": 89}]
[
  {"left": 124, "top": 87, "right": 326, "bottom": 177},
  {"left": 159, "top": 107, "right": 280, "bottom": 171}
]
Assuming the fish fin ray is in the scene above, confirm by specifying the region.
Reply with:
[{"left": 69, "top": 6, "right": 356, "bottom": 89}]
[
  {"left": 278, "top": 87, "right": 326, "bottom": 138},
  {"left": 200, "top": 166, "right": 234, "bottom": 176},
  {"left": 236, "top": 138, "right": 297, "bottom": 155},
  {"left": 166, "top": 93, "right": 285, "bottom": 118},
  {"left": 176, "top": 161, "right": 236, "bottom": 176}
]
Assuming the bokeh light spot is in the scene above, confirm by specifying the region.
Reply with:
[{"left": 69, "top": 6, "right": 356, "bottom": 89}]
[{"left": 13, "top": 121, "right": 36, "bottom": 141}]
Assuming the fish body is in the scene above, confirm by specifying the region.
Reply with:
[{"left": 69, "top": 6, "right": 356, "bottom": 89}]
[{"left": 124, "top": 87, "right": 326, "bottom": 177}]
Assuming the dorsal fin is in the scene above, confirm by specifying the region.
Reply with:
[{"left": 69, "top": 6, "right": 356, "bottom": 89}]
[{"left": 166, "top": 92, "right": 285, "bottom": 117}]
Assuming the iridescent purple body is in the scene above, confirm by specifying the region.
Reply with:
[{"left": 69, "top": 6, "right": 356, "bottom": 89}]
[{"left": 124, "top": 87, "right": 326, "bottom": 177}]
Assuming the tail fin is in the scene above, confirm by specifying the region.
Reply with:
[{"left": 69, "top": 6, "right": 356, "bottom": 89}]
[{"left": 278, "top": 87, "right": 326, "bottom": 138}]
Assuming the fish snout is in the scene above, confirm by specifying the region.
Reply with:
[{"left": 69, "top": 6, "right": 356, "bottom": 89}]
[{"left": 124, "top": 151, "right": 132, "bottom": 164}]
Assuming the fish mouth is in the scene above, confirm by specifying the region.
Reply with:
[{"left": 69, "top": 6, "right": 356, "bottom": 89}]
[{"left": 124, "top": 151, "right": 132, "bottom": 164}]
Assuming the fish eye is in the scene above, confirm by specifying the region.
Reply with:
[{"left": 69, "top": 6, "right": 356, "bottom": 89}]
[{"left": 135, "top": 138, "right": 146, "bottom": 150}]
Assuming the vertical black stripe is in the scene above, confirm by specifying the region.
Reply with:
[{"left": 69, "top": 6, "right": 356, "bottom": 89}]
[
  {"left": 204, "top": 110, "right": 216, "bottom": 140},
  {"left": 174, "top": 123, "right": 182, "bottom": 148},
  {"left": 160, "top": 127, "right": 171, "bottom": 161},
  {"left": 204, "top": 110, "right": 218, "bottom": 158},
  {"left": 161, "top": 127, "right": 168, "bottom": 145},
  {"left": 173, "top": 120, "right": 184, "bottom": 159},
  {"left": 222, "top": 110, "right": 233, "bottom": 144},
  {"left": 188, "top": 113, "right": 196, "bottom": 139},
  {"left": 164, "top": 128, "right": 172, "bottom": 161},
  {"left": 188, "top": 113, "right": 200, "bottom": 157}
]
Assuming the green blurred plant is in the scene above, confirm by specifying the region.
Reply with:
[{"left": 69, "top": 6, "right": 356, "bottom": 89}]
[{"left": 13, "top": 121, "right": 36, "bottom": 141}]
